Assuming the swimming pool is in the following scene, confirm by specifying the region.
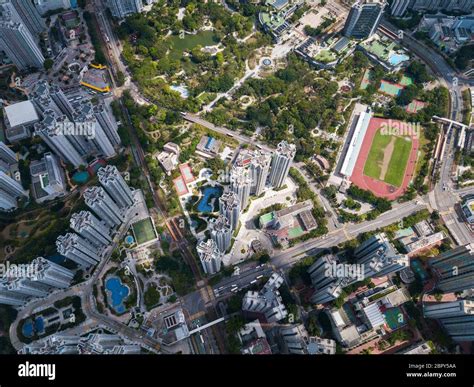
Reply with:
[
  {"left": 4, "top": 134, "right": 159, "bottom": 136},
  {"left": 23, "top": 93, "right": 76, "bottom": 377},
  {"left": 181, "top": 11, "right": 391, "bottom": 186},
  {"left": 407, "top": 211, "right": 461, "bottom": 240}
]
[
  {"left": 72, "top": 171, "right": 89, "bottom": 184},
  {"left": 105, "top": 276, "right": 130, "bottom": 314},
  {"left": 196, "top": 186, "right": 222, "bottom": 213},
  {"left": 125, "top": 235, "right": 135, "bottom": 245},
  {"left": 389, "top": 53, "right": 409, "bottom": 66},
  {"left": 22, "top": 320, "right": 34, "bottom": 338}
]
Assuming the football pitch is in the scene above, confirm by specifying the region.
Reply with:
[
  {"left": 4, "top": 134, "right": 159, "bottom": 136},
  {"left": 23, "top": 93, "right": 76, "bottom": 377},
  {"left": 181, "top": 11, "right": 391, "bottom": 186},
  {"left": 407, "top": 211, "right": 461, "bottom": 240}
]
[
  {"left": 131, "top": 217, "right": 158, "bottom": 245},
  {"left": 363, "top": 129, "right": 412, "bottom": 188}
]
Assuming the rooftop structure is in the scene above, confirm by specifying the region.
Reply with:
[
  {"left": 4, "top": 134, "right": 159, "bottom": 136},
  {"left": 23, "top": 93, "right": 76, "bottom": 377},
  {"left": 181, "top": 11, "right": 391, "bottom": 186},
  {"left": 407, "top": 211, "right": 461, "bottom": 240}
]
[
  {"left": 197, "top": 239, "right": 223, "bottom": 275},
  {"left": 196, "top": 135, "right": 221, "bottom": 158},
  {"left": 29, "top": 152, "right": 66, "bottom": 203}
]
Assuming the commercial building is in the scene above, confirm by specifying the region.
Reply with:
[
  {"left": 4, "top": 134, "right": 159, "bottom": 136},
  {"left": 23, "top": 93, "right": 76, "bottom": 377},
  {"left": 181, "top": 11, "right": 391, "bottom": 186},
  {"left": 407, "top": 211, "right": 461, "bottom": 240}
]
[
  {"left": 410, "top": 0, "right": 474, "bottom": 13},
  {"left": 196, "top": 239, "right": 223, "bottom": 275},
  {"left": 219, "top": 191, "right": 241, "bottom": 231},
  {"left": 107, "top": 0, "right": 144, "bottom": 19},
  {"left": 343, "top": 0, "right": 385, "bottom": 39},
  {"left": 70, "top": 210, "right": 112, "bottom": 248},
  {"left": 29, "top": 152, "right": 66, "bottom": 203},
  {"left": 423, "top": 300, "right": 474, "bottom": 341},
  {"left": 242, "top": 273, "right": 288, "bottom": 323},
  {"left": 56, "top": 232, "right": 102, "bottom": 268},
  {"left": 84, "top": 186, "right": 125, "bottom": 228},
  {"left": 97, "top": 165, "right": 134, "bottom": 209},
  {"left": 430, "top": 244, "right": 474, "bottom": 293},
  {"left": 3, "top": 100, "right": 39, "bottom": 143},
  {"left": 209, "top": 215, "right": 232, "bottom": 253},
  {"left": 230, "top": 166, "right": 252, "bottom": 210},
  {"left": 269, "top": 141, "right": 296, "bottom": 189}
]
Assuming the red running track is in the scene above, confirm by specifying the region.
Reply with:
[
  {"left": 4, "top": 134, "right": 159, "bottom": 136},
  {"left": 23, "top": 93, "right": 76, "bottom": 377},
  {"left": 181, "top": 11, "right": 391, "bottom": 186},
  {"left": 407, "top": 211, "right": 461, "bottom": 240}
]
[{"left": 349, "top": 117, "right": 419, "bottom": 201}]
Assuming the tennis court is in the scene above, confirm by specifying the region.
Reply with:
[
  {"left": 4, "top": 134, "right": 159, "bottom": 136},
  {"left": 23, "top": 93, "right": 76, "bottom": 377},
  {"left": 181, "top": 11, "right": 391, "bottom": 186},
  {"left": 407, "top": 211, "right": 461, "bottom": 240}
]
[{"left": 131, "top": 217, "right": 158, "bottom": 245}]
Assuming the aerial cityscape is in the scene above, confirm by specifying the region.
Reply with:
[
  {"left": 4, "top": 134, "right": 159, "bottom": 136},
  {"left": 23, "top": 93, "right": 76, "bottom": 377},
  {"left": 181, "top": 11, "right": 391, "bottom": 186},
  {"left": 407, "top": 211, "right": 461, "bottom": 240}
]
[{"left": 0, "top": 0, "right": 473, "bottom": 374}]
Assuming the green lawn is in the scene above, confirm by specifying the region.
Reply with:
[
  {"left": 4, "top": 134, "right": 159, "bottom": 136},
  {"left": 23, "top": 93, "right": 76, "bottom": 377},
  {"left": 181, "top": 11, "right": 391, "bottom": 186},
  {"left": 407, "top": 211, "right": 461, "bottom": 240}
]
[
  {"left": 132, "top": 217, "right": 158, "bottom": 245},
  {"left": 167, "top": 31, "right": 220, "bottom": 60},
  {"left": 364, "top": 129, "right": 412, "bottom": 187}
]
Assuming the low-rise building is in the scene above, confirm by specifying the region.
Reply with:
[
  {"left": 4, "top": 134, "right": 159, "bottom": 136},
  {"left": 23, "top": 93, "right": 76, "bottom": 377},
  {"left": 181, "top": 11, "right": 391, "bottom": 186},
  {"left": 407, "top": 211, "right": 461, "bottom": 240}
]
[
  {"left": 196, "top": 135, "right": 221, "bottom": 159},
  {"left": 3, "top": 100, "right": 39, "bottom": 143}
]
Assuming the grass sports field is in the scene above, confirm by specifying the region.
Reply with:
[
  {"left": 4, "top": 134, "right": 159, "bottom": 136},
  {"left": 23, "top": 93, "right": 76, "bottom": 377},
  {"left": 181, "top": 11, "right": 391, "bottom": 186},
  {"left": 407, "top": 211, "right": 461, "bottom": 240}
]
[
  {"left": 363, "top": 129, "right": 413, "bottom": 188},
  {"left": 132, "top": 217, "right": 158, "bottom": 245}
]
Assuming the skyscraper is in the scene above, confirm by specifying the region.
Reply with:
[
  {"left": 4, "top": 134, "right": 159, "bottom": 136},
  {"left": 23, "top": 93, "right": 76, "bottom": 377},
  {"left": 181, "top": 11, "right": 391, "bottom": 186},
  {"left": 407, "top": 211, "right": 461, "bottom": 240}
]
[
  {"left": 70, "top": 210, "right": 112, "bottom": 248},
  {"left": 31, "top": 256, "right": 75, "bottom": 289},
  {"left": 97, "top": 165, "right": 134, "bottom": 209},
  {"left": 73, "top": 112, "right": 116, "bottom": 158},
  {"left": 56, "top": 233, "right": 102, "bottom": 268},
  {"left": 423, "top": 300, "right": 474, "bottom": 341},
  {"left": 343, "top": 0, "right": 385, "bottom": 39},
  {"left": 34, "top": 111, "right": 87, "bottom": 168},
  {"left": 197, "top": 239, "right": 223, "bottom": 275},
  {"left": 390, "top": 0, "right": 411, "bottom": 16},
  {"left": 94, "top": 103, "right": 121, "bottom": 147},
  {"left": 0, "top": 20, "right": 45, "bottom": 70},
  {"left": 219, "top": 191, "right": 241, "bottom": 231},
  {"left": 269, "top": 141, "right": 296, "bottom": 189},
  {"left": 50, "top": 84, "right": 75, "bottom": 120},
  {"left": 354, "top": 233, "right": 409, "bottom": 278},
  {"left": 0, "top": 190, "right": 18, "bottom": 210},
  {"left": 0, "top": 281, "right": 30, "bottom": 305},
  {"left": 230, "top": 166, "right": 252, "bottom": 210},
  {"left": 430, "top": 244, "right": 474, "bottom": 293},
  {"left": 209, "top": 215, "right": 232, "bottom": 253},
  {"left": 249, "top": 150, "right": 271, "bottom": 196},
  {"left": 0, "top": 0, "right": 46, "bottom": 37},
  {"left": 0, "top": 170, "right": 27, "bottom": 199},
  {"left": 84, "top": 186, "right": 125, "bottom": 228},
  {"left": 0, "top": 141, "right": 17, "bottom": 165},
  {"left": 107, "top": 0, "right": 143, "bottom": 18}
]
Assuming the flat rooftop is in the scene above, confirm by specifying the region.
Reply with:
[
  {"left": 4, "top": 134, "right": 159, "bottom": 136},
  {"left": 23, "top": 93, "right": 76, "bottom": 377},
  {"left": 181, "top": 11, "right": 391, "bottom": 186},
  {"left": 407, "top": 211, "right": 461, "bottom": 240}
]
[{"left": 4, "top": 101, "right": 39, "bottom": 128}]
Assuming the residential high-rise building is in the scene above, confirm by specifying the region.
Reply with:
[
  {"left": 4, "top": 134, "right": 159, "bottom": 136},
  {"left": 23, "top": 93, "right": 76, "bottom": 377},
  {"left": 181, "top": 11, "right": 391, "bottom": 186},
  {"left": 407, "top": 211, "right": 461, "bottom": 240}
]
[
  {"left": 196, "top": 239, "right": 223, "bottom": 275},
  {"left": 56, "top": 233, "right": 102, "bottom": 268},
  {"left": 107, "top": 0, "right": 143, "bottom": 18},
  {"left": 343, "top": 0, "right": 385, "bottom": 39},
  {"left": 249, "top": 150, "right": 271, "bottom": 196},
  {"left": 219, "top": 191, "right": 241, "bottom": 231},
  {"left": 269, "top": 141, "right": 296, "bottom": 189},
  {"left": 354, "top": 233, "right": 409, "bottom": 278},
  {"left": 410, "top": 0, "right": 474, "bottom": 13},
  {"left": 0, "top": 141, "right": 17, "bottom": 165},
  {"left": 423, "top": 300, "right": 474, "bottom": 341},
  {"left": 430, "top": 244, "right": 474, "bottom": 293},
  {"left": 70, "top": 210, "right": 112, "bottom": 248},
  {"left": 97, "top": 165, "right": 134, "bottom": 209},
  {"left": 94, "top": 103, "right": 121, "bottom": 147},
  {"left": 280, "top": 324, "right": 336, "bottom": 355},
  {"left": 209, "top": 215, "right": 232, "bottom": 253},
  {"left": 230, "top": 166, "right": 252, "bottom": 210},
  {"left": 84, "top": 186, "right": 124, "bottom": 228},
  {"left": 34, "top": 111, "right": 87, "bottom": 168},
  {"left": 0, "top": 20, "right": 45, "bottom": 70},
  {"left": 0, "top": 281, "right": 30, "bottom": 305},
  {"left": 73, "top": 112, "right": 116, "bottom": 158},
  {"left": 31, "top": 256, "right": 75, "bottom": 288},
  {"left": 0, "top": 0, "right": 46, "bottom": 37},
  {"left": 390, "top": 0, "right": 411, "bottom": 16},
  {"left": 50, "top": 84, "right": 75, "bottom": 120},
  {"left": 0, "top": 170, "right": 27, "bottom": 199},
  {"left": 37, "top": 152, "right": 66, "bottom": 196},
  {"left": 0, "top": 190, "right": 18, "bottom": 210},
  {"left": 242, "top": 273, "right": 288, "bottom": 323}
]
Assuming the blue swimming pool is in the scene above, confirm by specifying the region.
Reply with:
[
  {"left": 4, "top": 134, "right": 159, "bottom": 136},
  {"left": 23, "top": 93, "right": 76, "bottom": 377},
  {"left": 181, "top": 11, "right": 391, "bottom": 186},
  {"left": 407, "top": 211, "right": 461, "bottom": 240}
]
[
  {"left": 389, "top": 53, "right": 409, "bottom": 66},
  {"left": 22, "top": 320, "right": 34, "bottom": 338},
  {"left": 196, "top": 186, "right": 222, "bottom": 213},
  {"left": 105, "top": 276, "right": 130, "bottom": 314},
  {"left": 72, "top": 171, "right": 89, "bottom": 184}
]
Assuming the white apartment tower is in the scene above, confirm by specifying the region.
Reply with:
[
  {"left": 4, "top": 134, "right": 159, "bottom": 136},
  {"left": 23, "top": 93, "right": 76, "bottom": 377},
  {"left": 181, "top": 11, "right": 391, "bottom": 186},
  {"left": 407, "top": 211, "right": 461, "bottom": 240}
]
[
  {"left": 269, "top": 141, "right": 296, "bottom": 189},
  {"left": 209, "top": 215, "right": 232, "bottom": 253},
  {"left": 70, "top": 210, "right": 112, "bottom": 248},
  {"left": 230, "top": 166, "right": 252, "bottom": 210},
  {"left": 84, "top": 186, "right": 124, "bottom": 228},
  {"left": 56, "top": 233, "right": 102, "bottom": 268},
  {"left": 219, "top": 191, "right": 241, "bottom": 231},
  {"left": 197, "top": 239, "right": 223, "bottom": 275},
  {"left": 97, "top": 165, "right": 134, "bottom": 209}
]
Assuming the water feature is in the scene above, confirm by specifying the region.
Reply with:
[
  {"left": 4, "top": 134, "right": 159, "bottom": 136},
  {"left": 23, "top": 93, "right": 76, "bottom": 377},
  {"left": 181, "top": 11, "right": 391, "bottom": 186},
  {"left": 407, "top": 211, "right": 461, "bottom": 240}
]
[
  {"left": 196, "top": 186, "right": 222, "bottom": 213},
  {"left": 389, "top": 53, "right": 409, "bottom": 66},
  {"left": 105, "top": 276, "right": 130, "bottom": 314}
]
